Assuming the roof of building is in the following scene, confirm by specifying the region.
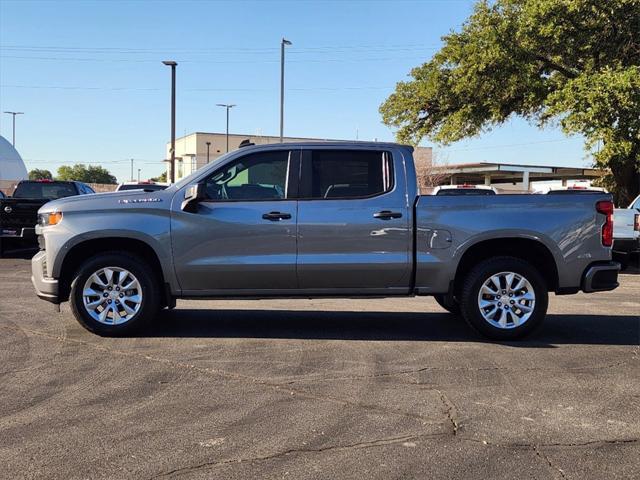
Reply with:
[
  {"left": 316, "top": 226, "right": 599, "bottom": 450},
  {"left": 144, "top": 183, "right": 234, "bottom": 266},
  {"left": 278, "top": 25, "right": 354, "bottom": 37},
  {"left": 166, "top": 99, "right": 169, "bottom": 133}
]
[
  {"left": 0, "top": 135, "right": 28, "bottom": 181},
  {"left": 434, "top": 161, "right": 603, "bottom": 183}
]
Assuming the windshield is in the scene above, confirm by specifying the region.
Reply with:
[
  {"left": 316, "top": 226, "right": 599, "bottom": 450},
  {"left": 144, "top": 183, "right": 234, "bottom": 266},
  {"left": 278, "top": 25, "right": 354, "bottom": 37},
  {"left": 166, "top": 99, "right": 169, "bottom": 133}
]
[{"left": 13, "top": 182, "right": 77, "bottom": 199}]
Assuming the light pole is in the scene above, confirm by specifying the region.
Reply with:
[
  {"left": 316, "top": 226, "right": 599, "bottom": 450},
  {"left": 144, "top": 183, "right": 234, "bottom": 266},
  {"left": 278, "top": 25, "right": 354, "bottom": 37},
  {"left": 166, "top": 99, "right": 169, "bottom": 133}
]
[
  {"left": 137, "top": 168, "right": 141, "bottom": 183},
  {"left": 3, "top": 111, "right": 24, "bottom": 147},
  {"left": 280, "top": 38, "right": 292, "bottom": 143},
  {"left": 206, "top": 141, "right": 211, "bottom": 164},
  {"left": 130, "top": 158, "right": 134, "bottom": 182},
  {"left": 162, "top": 60, "right": 177, "bottom": 183},
  {"left": 216, "top": 104, "right": 235, "bottom": 152}
]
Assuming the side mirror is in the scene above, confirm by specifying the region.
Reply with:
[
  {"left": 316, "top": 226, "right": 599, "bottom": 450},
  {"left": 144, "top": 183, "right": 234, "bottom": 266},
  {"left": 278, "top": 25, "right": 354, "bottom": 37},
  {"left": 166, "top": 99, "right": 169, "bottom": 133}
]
[{"left": 181, "top": 182, "right": 205, "bottom": 211}]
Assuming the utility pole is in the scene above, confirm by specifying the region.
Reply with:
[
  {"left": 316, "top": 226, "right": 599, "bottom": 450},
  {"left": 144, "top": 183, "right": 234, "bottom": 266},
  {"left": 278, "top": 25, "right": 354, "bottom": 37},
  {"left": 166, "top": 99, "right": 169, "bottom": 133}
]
[
  {"left": 206, "top": 141, "right": 211, "bottom": 164},
  {"left": 3, "top": 111, "right": 24, "bottom": 147},
  {"left": 162, "top": 61, "right": 178, "bottom": 183},
  {"left": 216, "top": 104, "right": 236, "bottom": 152},
  {"left": 280, "top": 38, "right": 292, "bottom": 143}
]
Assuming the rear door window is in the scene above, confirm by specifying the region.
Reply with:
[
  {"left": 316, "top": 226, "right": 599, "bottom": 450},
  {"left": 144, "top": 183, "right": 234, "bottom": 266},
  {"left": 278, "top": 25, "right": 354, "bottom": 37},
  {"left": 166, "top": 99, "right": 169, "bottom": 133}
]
[{"left": 301, "top": 149, "right": 393, "bottom": 199}]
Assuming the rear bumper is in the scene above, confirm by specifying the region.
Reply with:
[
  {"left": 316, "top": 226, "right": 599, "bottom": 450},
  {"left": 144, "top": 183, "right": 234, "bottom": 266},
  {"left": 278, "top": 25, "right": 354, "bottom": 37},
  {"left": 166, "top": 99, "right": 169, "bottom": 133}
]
[
  {"left": 581, "top": 261, "right": 620, "bottom": 293},
  {"left": 613, "top": 238, "right": 640, "bottom": 255},
  {"left": 31, "top": 250, "right": 59, "bottom": 303}
]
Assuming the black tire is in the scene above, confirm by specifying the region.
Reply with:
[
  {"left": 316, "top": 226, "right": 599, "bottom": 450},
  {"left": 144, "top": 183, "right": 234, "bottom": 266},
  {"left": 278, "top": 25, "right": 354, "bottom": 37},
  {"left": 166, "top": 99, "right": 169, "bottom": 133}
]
[
  {"left": 69, "top": 252, "right": 160, "bottom": 336},
  {"left": 434, "top": 293, "right": 460, "bottom": 315},
  {"left": 460, "top": 256, "right": 548, "bottom": 340}
]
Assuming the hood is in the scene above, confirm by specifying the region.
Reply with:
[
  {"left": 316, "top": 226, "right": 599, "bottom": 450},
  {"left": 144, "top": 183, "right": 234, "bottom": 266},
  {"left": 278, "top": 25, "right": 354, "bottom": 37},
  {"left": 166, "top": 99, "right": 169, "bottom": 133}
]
[{"left": 39, "top": 189, "right": 174, "bottom": 213}]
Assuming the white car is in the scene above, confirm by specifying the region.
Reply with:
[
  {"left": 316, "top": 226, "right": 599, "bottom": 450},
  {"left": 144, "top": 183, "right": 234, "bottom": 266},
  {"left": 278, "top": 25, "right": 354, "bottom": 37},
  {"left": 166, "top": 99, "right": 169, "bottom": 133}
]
[
  {"left": 613, "top": 194, "right": 640, "bottom": 269},
  {"left": 432, "top": 184, "right": 498, "bottom": 195}
]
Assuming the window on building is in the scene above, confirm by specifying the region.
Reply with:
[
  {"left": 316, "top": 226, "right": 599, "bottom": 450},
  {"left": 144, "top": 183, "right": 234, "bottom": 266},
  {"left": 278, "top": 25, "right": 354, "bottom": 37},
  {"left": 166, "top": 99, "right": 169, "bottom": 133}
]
[
  {"left": 204, "top": 150, "right": 290, "bottom": 201},
  {"left": 304, "top": 150, "right": 393, "bottom": 199}
]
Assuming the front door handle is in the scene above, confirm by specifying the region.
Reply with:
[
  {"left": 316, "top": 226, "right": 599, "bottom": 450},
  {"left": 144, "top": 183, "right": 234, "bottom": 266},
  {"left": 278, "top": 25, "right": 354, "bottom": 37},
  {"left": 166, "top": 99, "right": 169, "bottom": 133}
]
[
  {"left": 262, "top": 211, "right": 292, "bottom": 221},
  {"left": 373, "top": 210, "right": 402, "bottom": 220}
]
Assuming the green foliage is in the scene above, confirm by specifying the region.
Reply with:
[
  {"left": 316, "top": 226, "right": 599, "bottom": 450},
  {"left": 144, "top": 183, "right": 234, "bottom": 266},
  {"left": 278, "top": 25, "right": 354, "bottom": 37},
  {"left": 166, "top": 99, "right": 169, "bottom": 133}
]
[
  {"left": 380, "top": 0, "right": 640, "bottom": 204},
  {"left": 56, "top": 164, "right": 117, "bottom": 184},
  {"left": 150, "top": 171, "right": 167, "bottom": 183},
  {"left": 28, "top": 169, "right": 53, "bottom": 181}
]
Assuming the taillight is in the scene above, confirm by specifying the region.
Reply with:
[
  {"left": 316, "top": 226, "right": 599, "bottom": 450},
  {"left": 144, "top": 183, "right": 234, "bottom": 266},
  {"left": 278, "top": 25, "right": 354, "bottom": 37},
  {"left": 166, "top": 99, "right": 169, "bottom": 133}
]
[
  {"left": 596, "top": 200, "right": 614, "bottom": 247},
  {"left": 635, "top": 214, "right": 640, "bottom": 232}
]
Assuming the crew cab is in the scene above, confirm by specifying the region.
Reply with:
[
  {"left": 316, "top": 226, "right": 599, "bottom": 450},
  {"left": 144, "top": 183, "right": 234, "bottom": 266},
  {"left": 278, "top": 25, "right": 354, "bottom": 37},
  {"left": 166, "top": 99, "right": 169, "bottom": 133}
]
[
  {"left": 31, "top": 142, "right": 619, "bottom": 340},
  {"left": 0, "top": 180, "right": 94, "bottom": 255}
]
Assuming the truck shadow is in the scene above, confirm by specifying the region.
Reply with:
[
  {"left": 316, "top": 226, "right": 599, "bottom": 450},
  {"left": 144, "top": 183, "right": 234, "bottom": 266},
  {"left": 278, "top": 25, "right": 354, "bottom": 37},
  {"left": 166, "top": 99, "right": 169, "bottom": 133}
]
[{"left": 150, "top": 309, "right": 640, "bottom": 347}]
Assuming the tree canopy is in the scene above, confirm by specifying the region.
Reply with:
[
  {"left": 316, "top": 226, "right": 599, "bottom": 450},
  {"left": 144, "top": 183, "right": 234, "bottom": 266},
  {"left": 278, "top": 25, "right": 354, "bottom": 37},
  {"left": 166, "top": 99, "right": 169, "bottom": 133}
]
[
  {"left": 28, "top": 169, "right": 53, "bottom": 181},
  {"left": 380, "top": 0, "right": 640, "bottom": 204},
  {"left": 56, "top": 164, "right": 117, "bottom": 184}
]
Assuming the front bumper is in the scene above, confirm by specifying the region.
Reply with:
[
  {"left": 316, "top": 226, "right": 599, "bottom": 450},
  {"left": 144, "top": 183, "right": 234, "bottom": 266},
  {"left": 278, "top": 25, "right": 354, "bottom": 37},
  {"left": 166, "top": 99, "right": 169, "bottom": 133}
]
[
  {"left": 1, "top": 227, "right": 36, "bottom": 239},
  {"left": 31, "top": 250, "right": 59, "bottom": 303},
  {"left": 581, "top": 261, "right": 620, "bottom": 293}
]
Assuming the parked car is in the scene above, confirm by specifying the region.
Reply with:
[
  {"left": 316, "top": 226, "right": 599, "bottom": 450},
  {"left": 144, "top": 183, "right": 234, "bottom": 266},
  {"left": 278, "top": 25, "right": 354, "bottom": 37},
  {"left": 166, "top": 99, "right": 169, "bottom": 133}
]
[
  {"left": 432, "top": 184, "right": 498, "bottom": 195},
  {"left": 612, "top": 194, "right": 640, "bottom": 269},
  {"left": 534, "top": 185, "right": 608, "bottom": 195},
  {"left": 0, "top": 180, "right": 94, "bottom": 256},
  {"left": 32, "top": 142, "right": 619, "bottom": 340},
  {"left": 115, "top": 182, "right": 168, "bottom": 192}
]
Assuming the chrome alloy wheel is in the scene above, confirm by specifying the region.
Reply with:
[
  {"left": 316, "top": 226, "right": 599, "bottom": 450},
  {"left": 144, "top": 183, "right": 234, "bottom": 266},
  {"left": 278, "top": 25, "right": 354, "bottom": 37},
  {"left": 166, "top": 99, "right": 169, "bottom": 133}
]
[
  {"left": 82, "top": 267, "right": 143, "bottom": 325},
  {"left": 477, "top": 271, "right": 535, "bottom": 329}
]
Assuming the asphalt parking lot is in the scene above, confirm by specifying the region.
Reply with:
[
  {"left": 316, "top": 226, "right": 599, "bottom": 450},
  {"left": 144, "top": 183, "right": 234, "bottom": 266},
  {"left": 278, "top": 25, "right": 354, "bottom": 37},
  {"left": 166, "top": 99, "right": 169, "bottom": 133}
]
[{"left": 1, "top": 253, "right": 638, "bottom": 479}]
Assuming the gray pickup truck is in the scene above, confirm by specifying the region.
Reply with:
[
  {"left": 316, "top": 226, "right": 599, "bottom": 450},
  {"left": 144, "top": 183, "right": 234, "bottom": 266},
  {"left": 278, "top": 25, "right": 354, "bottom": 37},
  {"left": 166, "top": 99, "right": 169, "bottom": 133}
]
[{"left": 31, "top": 142, "right": 619, "bottom": 339}]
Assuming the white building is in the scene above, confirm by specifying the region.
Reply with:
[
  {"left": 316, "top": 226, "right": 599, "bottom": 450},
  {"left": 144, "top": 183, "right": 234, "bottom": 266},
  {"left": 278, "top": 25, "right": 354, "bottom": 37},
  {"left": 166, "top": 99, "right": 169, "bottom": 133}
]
[{"left": 0, "top": 135, "right": 27, "bottom": 180}]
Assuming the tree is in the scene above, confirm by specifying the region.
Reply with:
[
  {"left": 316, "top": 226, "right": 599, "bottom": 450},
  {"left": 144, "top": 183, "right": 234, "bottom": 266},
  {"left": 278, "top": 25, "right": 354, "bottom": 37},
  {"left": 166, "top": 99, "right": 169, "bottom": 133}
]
[
  {"left": 56, "top": 164, "right": 117, "bottom": 184},
  {"left": 380, "top": 0, "right": 640, "bottom": 204},
  {"left": 150, "top": 171, "right": 167, "bottom": 183},
  {"left": 28, "top": 169, "right": 53, "bottom": 181}
]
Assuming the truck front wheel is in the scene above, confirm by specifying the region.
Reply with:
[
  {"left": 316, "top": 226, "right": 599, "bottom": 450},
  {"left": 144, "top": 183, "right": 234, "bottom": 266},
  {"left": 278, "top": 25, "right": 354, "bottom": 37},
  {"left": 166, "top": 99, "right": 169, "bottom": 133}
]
[
  {"left": 69, "top": 252, "right": 160, "bottom": 336},
  {"left": 460, "top": 256, "right": 548, "bottom": 340}
]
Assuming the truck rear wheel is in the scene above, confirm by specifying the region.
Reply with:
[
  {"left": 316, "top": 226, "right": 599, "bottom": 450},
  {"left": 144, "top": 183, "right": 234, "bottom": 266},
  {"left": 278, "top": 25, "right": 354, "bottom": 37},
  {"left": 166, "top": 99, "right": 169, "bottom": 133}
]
[
  {"left": 69, "top": 252, "right": 160, "bottom": 336},
  {"left": 460, "top": 256, "right": 548, "bottom": 340}
]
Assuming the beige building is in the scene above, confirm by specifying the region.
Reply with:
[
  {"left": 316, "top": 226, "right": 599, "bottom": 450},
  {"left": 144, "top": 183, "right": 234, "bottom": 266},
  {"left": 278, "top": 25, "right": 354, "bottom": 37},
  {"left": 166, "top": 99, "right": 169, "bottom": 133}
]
[{"left": 166, "top": 132, "right": 433, "bottom": 182}]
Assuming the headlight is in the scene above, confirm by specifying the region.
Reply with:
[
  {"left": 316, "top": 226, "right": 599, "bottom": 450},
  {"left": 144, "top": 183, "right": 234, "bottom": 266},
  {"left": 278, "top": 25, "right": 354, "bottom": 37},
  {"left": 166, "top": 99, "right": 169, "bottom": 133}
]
[{"left": 38, "top": 212, "right": 63, "bottom": 227}]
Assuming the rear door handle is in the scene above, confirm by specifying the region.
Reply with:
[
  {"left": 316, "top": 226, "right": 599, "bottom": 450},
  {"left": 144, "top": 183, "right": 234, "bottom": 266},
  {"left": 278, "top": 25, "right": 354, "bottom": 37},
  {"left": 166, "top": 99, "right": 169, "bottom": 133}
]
[
  {"left": 262, "top": 211, "right": 292, "bottom": 221},
  {"left": 373, "top": 210, "right": 403, "bottom": 220}
]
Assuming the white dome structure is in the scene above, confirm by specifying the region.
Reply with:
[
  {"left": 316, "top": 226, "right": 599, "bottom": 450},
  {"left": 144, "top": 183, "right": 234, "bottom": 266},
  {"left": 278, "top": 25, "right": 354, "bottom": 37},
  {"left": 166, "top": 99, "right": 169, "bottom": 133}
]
[{"left": 0, "top": 135, "right": 28, "bottom": 180}]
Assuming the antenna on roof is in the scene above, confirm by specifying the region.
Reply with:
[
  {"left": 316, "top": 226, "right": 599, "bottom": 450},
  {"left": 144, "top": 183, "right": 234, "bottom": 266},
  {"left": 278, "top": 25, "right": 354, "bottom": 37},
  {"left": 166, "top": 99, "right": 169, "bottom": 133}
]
[{"left": 239, "top": 139, "right": 254, "bottom": 148}]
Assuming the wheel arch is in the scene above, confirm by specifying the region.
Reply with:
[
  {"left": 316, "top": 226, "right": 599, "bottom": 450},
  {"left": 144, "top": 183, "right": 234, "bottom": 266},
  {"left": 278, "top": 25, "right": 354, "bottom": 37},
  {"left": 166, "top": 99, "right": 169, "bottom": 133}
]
[
  {"left": 452, "top": 237, "right": 559, "bottom": 297},
  {"left": 57, "top": 236, "right": 170, "bottom": 304}
]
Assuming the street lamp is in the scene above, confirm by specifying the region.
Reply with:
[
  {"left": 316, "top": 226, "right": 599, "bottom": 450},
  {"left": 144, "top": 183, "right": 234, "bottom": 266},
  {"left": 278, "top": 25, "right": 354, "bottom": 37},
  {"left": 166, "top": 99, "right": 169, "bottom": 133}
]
[
  {"left": 206, "top": 141, "right": 211, "bottom": 164},
  {"left": 137, "top": 168, "right": 141, "bottom": 183},
  {"left": 216, "top": 104, "right": 236, "bottom": 153},
  {"left": 3, "top": 111, "right": 24, "bottom": 147},
  {"left": 280, "top": 38, "right": 292, "bottom": 143},
  {"left": 162, "top": 60, "right": 178, "bottom": 183}
]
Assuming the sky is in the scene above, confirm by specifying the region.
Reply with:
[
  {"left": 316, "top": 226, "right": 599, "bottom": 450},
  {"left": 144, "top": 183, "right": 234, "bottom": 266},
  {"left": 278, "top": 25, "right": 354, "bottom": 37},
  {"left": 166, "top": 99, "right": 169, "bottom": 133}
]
[{"left": 0, "top": 0, "right": 591, "bottom": 183}]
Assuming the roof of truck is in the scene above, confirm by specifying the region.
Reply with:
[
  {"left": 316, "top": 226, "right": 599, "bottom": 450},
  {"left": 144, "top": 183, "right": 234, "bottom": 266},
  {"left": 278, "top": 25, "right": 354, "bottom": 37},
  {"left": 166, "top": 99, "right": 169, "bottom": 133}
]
[{"left": 236, "top": 140, "right": 414, "bottom": 151}]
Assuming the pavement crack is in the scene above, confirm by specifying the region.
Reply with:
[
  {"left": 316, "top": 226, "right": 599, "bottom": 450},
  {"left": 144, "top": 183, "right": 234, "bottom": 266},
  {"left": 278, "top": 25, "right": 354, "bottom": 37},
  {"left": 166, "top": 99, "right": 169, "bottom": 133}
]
[
  {"left": 435, "top": 389, "right": 459, "bottom": 435},
  {"left": 533, "top": 445, "right": 567, "bottom": 479},
  {"left": 148, "top": 433, "right": 443, "bottom": 479}
]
